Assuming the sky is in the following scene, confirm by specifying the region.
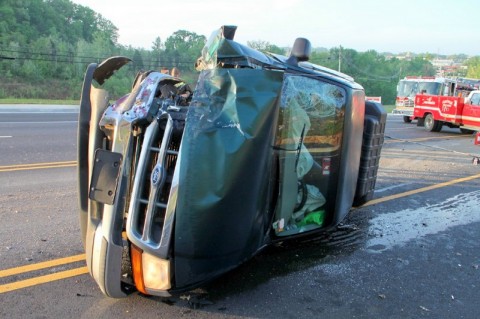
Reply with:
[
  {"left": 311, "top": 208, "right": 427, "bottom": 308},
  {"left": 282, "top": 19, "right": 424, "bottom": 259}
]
[{"left": 70, "top": 0, "right": 479, "bottom": 56}]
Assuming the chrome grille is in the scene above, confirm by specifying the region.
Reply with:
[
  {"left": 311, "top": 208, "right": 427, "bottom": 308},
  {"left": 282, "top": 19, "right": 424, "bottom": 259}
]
[
  {"left": 404, "top": 99, "right": 414, "bottom": 107},
  {"left": 127, "top": 113, "right": 180, "bottom": 251}
]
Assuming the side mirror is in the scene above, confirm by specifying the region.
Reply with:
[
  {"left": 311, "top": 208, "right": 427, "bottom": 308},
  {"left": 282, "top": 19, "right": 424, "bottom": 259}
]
[{"left": 286, "top": 38, "right": 311, "bottom": 66}]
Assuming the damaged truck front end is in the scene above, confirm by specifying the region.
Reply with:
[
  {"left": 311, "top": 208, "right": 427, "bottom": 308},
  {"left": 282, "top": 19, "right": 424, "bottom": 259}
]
[
  {"left": 78, "top": 56, "right": 188, "bottom": 297},
  {"left": 77, "top": 26, "right": 386, "bottom": 298}
]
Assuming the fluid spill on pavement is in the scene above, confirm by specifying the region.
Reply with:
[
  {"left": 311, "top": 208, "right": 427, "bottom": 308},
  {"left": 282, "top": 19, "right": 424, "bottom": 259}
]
[{"left": 367, "top": 190, "right": 480, "bottom": 253}]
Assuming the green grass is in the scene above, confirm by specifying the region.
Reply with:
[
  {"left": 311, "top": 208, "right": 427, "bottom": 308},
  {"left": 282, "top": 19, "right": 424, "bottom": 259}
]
[
  {"left": 382, "top": 105, "right": 394, "bottom": 113},
  {"left": 0, "top": 98, "right": 79, "bottom": 105}
]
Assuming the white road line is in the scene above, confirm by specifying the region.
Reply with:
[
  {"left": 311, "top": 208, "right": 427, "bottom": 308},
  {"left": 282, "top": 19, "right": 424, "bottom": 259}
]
[{"left": 375, "top": 183, "right": 414, "bottom": 193}]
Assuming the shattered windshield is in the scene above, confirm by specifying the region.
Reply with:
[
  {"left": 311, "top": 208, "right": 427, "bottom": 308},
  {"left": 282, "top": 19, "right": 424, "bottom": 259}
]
[{"left": 278, "top": 75, "right": 346, "bottom": 148}]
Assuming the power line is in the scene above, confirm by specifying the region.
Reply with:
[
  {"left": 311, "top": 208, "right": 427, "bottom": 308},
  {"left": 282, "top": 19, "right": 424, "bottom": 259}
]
[
  {"left": 340, "top": 53, "right": 401, "bottom": 82},
  {"left": 0, "top": 47, "right": 198, "bottom": 69}
]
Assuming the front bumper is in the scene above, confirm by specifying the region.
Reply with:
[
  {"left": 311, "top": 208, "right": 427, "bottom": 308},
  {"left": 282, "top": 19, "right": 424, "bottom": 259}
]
[
  {"left": 392, "top": 107, "right": 414, "bottom": 117},
  {"left": 78, "top": 59, "right": 183, "bottom": 297}
]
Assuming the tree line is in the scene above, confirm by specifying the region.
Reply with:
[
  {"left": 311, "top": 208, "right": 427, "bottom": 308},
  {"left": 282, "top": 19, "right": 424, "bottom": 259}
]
[{"left": 1, "top": 0, "right": 479, "bottom": 104}]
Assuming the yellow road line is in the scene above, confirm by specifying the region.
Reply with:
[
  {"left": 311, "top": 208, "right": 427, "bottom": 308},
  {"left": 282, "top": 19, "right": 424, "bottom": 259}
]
[
  {"left": 0, "top": 161, "right": 77, "bottom": 168},
  {"left": 381, "top": 151, "right": 472, "bottom": 160},
  {"left": 0, "top": 161, "right": 77, "bottom": 172},
  {"left": 385, "top": 135, "right": 467, "bottom": 143},
  {"left": 0, "top": 267, "right": 89, "bottom": 294},
  {"left": 383, "top": 148, "right": 462, "bottom": 155},
  {"left": 0, "top": 254, "right": 85, "bottom": 278},
  {"left": 362, "top": 173, "right": 480, "bottom": 207}
]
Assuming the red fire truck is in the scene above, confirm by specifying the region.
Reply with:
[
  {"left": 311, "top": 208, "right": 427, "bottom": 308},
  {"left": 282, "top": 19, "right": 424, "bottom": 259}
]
[
  {"left": 413, "top": 89, "right": 480, "bottom": 132},
  {"left": 392, "top": 76, "right": 444, "bottom": 123}
]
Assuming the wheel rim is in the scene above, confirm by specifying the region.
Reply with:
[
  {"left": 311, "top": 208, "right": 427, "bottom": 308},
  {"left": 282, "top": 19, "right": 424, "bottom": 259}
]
[{"left": 425, "top": 115, "right": 433, "bottom": 130}]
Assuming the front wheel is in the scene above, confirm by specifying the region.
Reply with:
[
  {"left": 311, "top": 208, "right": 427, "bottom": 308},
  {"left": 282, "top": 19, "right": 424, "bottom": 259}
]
[
  {"left": 403, "top": 116, "right": 412, "bottom": 123},
  {"left": 424, "top": 114, "right": 442, "bottom": 132}
]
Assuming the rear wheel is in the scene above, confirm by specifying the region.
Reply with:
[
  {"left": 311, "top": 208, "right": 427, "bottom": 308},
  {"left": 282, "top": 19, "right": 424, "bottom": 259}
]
[
  {"left": 403, "top": 116, "right": 412, "bottom": 123},
  {"left": 424, "top": 114, "right": 442, "bottom": 132},
  {"left": 460, "top": 128, "right": 474, "bottom": 134},
  {"left": 353, "top": 192, "right": 373, "bottom": 207}
]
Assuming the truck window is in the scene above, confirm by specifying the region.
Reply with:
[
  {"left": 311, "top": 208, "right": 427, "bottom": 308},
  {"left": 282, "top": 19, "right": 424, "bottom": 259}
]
[
  {"left": 273, "top": 74, "right": 346, "bottom": 236},
  {"left": 471, "top": 93, "right": 480, "bottom": 106}
]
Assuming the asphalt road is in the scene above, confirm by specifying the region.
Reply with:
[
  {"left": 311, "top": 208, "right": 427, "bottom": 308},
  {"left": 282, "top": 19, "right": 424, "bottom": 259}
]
[
  {"left": 0, "top": 106, "right": 78, "bottom": 165},
  {"left": 1, "top": 108, "right": 479, "bottom": 319}
]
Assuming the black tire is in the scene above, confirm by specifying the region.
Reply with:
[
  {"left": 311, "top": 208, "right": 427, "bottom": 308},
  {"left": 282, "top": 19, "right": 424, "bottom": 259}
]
[
  {"left": 460, "top": 128, "right": 474, "bottom": 134},
  {"left": 353, "top": 192, "right": 373, "bottom": 207},
  {"left": 433, "top": 120, "right": 443, "bottom": 132},
  {"left": 424, "top": 114, "right": 442, "bottom": 132},
  {"left": 403, "top": 116, "right": 412, "bottom": 123}
]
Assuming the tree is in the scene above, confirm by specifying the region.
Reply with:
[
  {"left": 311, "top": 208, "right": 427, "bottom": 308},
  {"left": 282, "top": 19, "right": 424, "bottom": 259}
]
[
  {"left": 95, "top": 15, "right": 119, "bottom": 46},
  {"left": 164, "top": 30, "right": 206, "bottom": 71},
  {"left": 399, "top": 56, "right": 436, "bottom": 77},
  {"left": 309, "top": 50, "right": 337, "bottom": 70},
  {"left": 247, "top": 40, "right": 285, "bottom": 55},
  {"left": 151, "top": 36, "right": 164, "bottom": 69},
  {"left": 132, "top": 50, "right": 144, "bottom": 70},
  {"left": 1, "top": 1, "right": 477, "bottom": 102},
  {"left": 465, "top": 57, "right": 480, "bottom": 79},
  {"left": 151, "top": 36, "right": 164, "bottom": 52}
]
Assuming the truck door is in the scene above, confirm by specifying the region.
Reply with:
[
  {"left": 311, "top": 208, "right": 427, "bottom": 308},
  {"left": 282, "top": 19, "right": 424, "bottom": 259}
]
[
  {"left": 462, "top": 92, "right": 480, "bottom": 128},
  {"left": 272, "top": 74, "right": 364, "bottom": 236}
]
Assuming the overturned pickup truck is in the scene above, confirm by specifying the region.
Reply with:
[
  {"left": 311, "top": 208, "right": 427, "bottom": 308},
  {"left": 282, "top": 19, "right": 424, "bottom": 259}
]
[{"left": 77, "top": 26, "right": 386, "bottom": 298}]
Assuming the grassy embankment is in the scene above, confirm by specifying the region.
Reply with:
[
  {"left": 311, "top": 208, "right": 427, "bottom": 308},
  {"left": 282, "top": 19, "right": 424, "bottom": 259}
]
[{"left": 382, "top": 105, "right": 394, "bottom": 113}]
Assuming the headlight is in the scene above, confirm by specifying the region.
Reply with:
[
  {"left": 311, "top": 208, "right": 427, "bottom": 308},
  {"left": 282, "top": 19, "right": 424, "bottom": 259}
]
[
  {"left": 131, "top": 244, "right": 171, "bottom": 295},
  {"left": 142, "top": 252, "right": 171, "bottom": 291}
]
